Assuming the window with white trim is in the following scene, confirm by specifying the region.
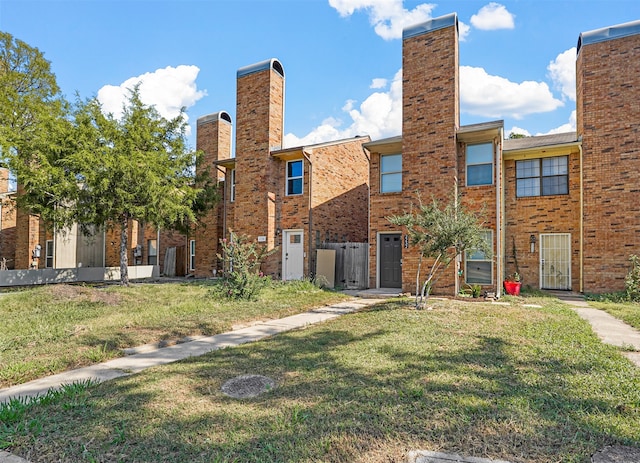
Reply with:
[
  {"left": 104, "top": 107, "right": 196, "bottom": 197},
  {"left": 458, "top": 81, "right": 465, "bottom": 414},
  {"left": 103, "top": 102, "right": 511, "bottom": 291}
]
[
  {"left": 286, "top": 160, "right": 303, "bottom": 196},
  {"left": 466, "top": 143, "right": 493, "bottom": 186},
  {"left": 465, "top": 230, "right": 492, "bottom": 284},
  {"left": 189, "top": 239, "right": 195, "bottom": 271},
  {"left": 516, "top": 156, "right": 568, "bottom": 197},
  {"left": 380, "top": 153, "right": 402, "bottom": 193},
  {"left": 45, "top": 240, "right": 54, "bottom": 268}
]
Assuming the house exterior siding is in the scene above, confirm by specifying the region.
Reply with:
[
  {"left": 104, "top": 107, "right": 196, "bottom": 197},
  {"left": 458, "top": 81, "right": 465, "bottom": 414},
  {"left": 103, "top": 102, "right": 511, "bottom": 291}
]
[
  {"left": 577, "top": 28, "right": 640, "bottom": 293},
  {"left": 194, "top": 59, "right": 370, "bottom": 281}
]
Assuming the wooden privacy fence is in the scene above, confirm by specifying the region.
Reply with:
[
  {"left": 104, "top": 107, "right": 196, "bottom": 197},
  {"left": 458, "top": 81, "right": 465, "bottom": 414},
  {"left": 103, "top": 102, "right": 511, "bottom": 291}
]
[{"left": 319, "top": 242, "right": 369, "bottom": 290}]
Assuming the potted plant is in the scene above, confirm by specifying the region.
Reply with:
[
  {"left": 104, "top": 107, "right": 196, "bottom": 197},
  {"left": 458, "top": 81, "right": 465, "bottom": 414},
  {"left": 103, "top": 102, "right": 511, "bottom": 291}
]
[{"left": 504, "top": 272, "right": 521, "bottom": 296}]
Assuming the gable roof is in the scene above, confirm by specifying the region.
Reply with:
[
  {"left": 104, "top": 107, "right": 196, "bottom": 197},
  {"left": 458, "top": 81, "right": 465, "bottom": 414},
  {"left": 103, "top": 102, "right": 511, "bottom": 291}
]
[{"left": 503, "top": 132, "right": 579, "bottom": 152}]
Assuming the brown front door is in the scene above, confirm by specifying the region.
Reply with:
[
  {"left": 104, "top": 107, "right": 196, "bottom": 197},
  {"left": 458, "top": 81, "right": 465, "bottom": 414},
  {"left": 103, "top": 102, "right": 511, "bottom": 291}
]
[{"left": 380, "top": 234, "right": 402, "bottom": 288}]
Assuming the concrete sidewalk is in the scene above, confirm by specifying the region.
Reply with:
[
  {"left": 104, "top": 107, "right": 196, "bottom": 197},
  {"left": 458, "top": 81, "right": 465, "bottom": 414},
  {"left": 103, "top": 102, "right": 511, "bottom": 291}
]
[
  {"left": 551, "top": 291, "right": 640, "bottom": 367},
  {"left": 0, "top": 298, "right": 385, "bottom": 404}
]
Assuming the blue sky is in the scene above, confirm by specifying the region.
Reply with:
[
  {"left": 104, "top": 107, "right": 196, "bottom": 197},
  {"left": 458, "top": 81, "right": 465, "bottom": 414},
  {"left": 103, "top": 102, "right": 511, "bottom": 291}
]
[{"left": 2, "top": 0, "right": 640, "bottom": 151}]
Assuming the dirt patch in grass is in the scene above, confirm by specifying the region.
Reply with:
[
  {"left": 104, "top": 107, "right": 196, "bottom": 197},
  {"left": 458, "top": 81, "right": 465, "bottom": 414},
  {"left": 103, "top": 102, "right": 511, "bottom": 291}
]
[{"left": 46, "top": 284, "right": 122, "bottom": 305}]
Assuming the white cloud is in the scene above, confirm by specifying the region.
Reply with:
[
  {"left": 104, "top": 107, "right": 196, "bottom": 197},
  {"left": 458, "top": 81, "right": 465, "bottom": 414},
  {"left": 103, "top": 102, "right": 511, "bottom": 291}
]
[
  {"left": 460, "top": 65, "right": 564, "bottom": 119},
  {"left": 548, "top": 47, "right": 576, "bottom": 102},
  {"left": 97, "top": 65, "right": 207, "bottom": 134},
  {"left": 328, "top": 0, "right": 436, "bottom": 40},
  {"left": 506, "top": 126, "right": 531, "bottom": 138},
  {"left": 470, "top": 3, "right": 515, "bottom": 30},
  {"left": 458, "top": 21, "right": 471, "bottom": 42},
  {"left": 284, "top": 69, "right": 402, "bottom": 147},
  {"left": 370, "top": 78, "right": 387, "bottom": 89},
  {"left": 542, "top": 110, "right": 577, "bottom": 135}
]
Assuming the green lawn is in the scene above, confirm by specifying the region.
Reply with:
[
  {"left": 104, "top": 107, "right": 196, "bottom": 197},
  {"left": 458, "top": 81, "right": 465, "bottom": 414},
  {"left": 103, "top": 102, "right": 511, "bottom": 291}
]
[
  {"left": 2, "top": 293, "right": 639, "bottom": 463},
  {"left": 0, "top": 280, "right": 349, "bottom": 388}
]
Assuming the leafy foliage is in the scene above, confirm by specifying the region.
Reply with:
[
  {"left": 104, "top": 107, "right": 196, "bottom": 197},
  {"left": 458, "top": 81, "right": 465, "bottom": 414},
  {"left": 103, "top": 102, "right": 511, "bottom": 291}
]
[
  {"left": 212, "top": 232, "right": 275, "bottom": 300},
  {"left": 626, "top": 255, "right": 640, "bottom": 302},
  {"left": 388, "top": 191, "right": 491, "bottom": 308}
]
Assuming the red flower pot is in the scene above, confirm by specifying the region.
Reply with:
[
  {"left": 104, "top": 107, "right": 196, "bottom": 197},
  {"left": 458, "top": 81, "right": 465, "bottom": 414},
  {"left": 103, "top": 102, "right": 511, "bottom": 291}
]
[{"left": 504, "top": 281, "right": 521, "bottom": 296}]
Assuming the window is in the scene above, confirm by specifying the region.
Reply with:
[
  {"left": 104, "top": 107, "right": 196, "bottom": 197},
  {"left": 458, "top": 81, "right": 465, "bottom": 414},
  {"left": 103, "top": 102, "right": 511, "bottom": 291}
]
[
  {"left": 380, "top": 153, "right": 402, "bottom": 193},
  {"left": 229, "top": 169, "right": 236, "bottom": 202},
  {"left": 516, "top": 156, "right": 568, "bottom": 197},
  {"left": 147, "top": 239, "right": 157, "bottom": 265},
  {"left": 465, "top": 230, "right": 492, "bottom": 285},
  {"left": 286, "top": 160, "right": 303, "bottom": 196},
  {"left": 45, "top": 240, "right": 54, "bottom": 268},
  {"left": 189, "top": 239, "right": 196, "bottom": 271},
  {"left": 466, "top": 143, "right": 493, "bottom": 186}
]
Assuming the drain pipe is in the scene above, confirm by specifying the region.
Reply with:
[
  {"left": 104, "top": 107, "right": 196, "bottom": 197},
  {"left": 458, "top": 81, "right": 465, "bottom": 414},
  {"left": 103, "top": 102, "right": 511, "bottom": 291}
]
[{"left": 302, "top": 149, "right": 313, "bottom": 277}]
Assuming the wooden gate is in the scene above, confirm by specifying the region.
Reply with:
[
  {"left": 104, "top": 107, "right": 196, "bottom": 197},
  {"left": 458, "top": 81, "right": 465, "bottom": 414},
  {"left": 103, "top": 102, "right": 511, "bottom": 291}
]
[{"left": 320, "top": 242, "right": 369, "bottom": 289}]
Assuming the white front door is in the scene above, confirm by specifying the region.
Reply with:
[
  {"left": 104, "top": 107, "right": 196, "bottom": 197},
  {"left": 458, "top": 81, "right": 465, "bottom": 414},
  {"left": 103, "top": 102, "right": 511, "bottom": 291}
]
[
  {"left": 540, "top": 233, "right": 571, "bottom": 290},
  {"left": 283, "top": 230, "right": 304, "bottom": 280}
]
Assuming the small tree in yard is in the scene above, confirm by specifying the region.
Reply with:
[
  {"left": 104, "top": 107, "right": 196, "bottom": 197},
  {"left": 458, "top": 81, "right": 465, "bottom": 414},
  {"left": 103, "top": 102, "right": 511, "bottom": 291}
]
[
  {"left": 67, "top": 89, "right": 219, "bottom": 285},
  {"left": 388, "top": 191, "right": 491, "bottom": 309},
  {"left": 214, "top": 232, "right": 275, "bottom": 300}
]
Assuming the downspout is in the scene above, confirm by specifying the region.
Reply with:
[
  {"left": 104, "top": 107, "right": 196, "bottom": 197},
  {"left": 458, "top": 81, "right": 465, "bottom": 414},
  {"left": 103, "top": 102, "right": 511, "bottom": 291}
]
[
  {"left": 215, "top": 165, "right": 228, "bottom": 240},
  {"left": 579, "top": 143, "right": 584, "bottom": 293},
  {"left": 302, "top": 149, "right": 313, "bottom": 277},
  {"left": 156, "top": 229, "right": 160, "bottom": 276},
  {"left": 495, "top": 134, "right": 503, "bottom": 298}
]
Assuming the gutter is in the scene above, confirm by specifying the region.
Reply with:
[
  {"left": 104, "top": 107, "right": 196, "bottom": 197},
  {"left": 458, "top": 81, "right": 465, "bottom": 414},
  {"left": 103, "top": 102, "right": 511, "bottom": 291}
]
[
  {"left": 302, "top": 149, "right": 313, "bottom": 277},
  {"left": 579, "top": 144, "right": 584, "bottom": 293}
]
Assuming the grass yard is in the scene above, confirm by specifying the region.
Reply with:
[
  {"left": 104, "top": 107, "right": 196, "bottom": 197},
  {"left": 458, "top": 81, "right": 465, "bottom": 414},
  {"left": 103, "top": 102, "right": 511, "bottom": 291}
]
[
  {"left": 0, "top": 280, "right": 350, "bottom": 388},
  {"left": 2, "top": 293, "right": 639, "bottom": 462}
]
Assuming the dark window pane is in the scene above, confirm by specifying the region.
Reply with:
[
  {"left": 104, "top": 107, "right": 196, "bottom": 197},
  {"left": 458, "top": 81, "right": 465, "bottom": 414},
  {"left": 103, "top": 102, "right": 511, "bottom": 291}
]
[
  {"left": 542, "top": 175, "right": 568, "bottom": 195},
  {"left": 467, "top": 164, "right": 493, "bottom": 186},
  {"left": 288, "top": 160, "right": 302, "bottom": 177},
  {"left": 466, "top": 261, "right": 492, "bottom": 284},
  {"left": 288, "top": 178, "right": 302, "bottom": 195}
]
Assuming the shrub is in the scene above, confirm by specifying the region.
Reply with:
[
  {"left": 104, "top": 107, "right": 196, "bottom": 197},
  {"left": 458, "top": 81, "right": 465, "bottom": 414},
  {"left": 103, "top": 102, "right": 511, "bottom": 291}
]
[
  {"left": 212, "top": 232, "right": 274, "bottom": 301},
  {"left": 625, "top": 254, "right": 640, "bottom": 302}
]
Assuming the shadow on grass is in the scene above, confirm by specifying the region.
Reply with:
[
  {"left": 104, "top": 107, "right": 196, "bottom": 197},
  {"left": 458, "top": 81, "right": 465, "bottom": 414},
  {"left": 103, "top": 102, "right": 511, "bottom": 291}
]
[{"left": 4, "top": 302, "right": 640, "bottom": 463}]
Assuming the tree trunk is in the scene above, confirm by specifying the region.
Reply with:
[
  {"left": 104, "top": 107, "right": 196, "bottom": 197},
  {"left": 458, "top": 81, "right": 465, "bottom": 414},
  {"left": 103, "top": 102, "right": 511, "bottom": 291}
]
[{"left": 120, "top": 214, "right": 129, "bottom": 286}]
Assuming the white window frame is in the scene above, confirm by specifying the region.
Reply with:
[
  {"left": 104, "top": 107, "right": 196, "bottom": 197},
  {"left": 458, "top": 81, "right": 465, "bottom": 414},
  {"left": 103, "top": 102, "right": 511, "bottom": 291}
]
[
  {"left": 229, "top": 169, "right": 236, "bottom": 203},
  {"left": 189, "top": 239, "right": 195, "bottom": 271},
  {"left": 466, "top": 142, "right": 494, "bottom": 186},
  {"left": 380, "top": 153, "right": 402, "bottom": 193},
  {"left": 286, "top": 160, "right": 303, "bottom": 196},
  {"left": 465, "top": 230, "right": 493, "bottom": 285},
  {"left": 45, "top": 240, "right": 54, "bottom": 268}
]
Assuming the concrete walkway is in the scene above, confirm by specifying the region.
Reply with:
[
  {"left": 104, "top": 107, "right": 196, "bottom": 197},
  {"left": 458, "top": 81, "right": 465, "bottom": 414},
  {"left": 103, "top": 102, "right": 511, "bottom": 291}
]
[{"left": 549, "top": 291, "right": 640, "bottom": 367}]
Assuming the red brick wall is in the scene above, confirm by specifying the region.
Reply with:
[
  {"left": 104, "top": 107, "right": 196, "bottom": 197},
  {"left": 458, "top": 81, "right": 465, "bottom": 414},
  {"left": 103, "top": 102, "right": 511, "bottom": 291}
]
[
  {"left": 578, "top": 33, "right": 640, "bottom": 293},
  {"left": 396, "top": 17, "right": 459, "bottom": 294},
  {"left": 234, "top": 60, "right": 284, "bottom": 275},
  {"left": 503, "top": 151, "right": 581, "bottom": 290},
  {"left": 1, "top": 196, "right": 17, "bottom": 269},
  {"left": 274, "top": 138, "right": 370, "bottom": 278},
  {"left": 457, "top": 140, "right": 500, "bottom": 293},
  {"left": 194, "top": 113, "right": 232, "bottom": 277}
]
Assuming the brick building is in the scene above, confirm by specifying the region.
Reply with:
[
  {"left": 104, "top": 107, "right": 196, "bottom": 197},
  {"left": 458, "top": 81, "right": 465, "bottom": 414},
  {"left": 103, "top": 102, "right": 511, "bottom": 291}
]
[
  {"left": 194, "top": 59, "right": 371, "bottom": 279},
  {"left": 366, "top": 14, "right": 640, "bottom": 296},
  {"left": 2, "top": 163, "right": 189, "bottom": 276}
]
